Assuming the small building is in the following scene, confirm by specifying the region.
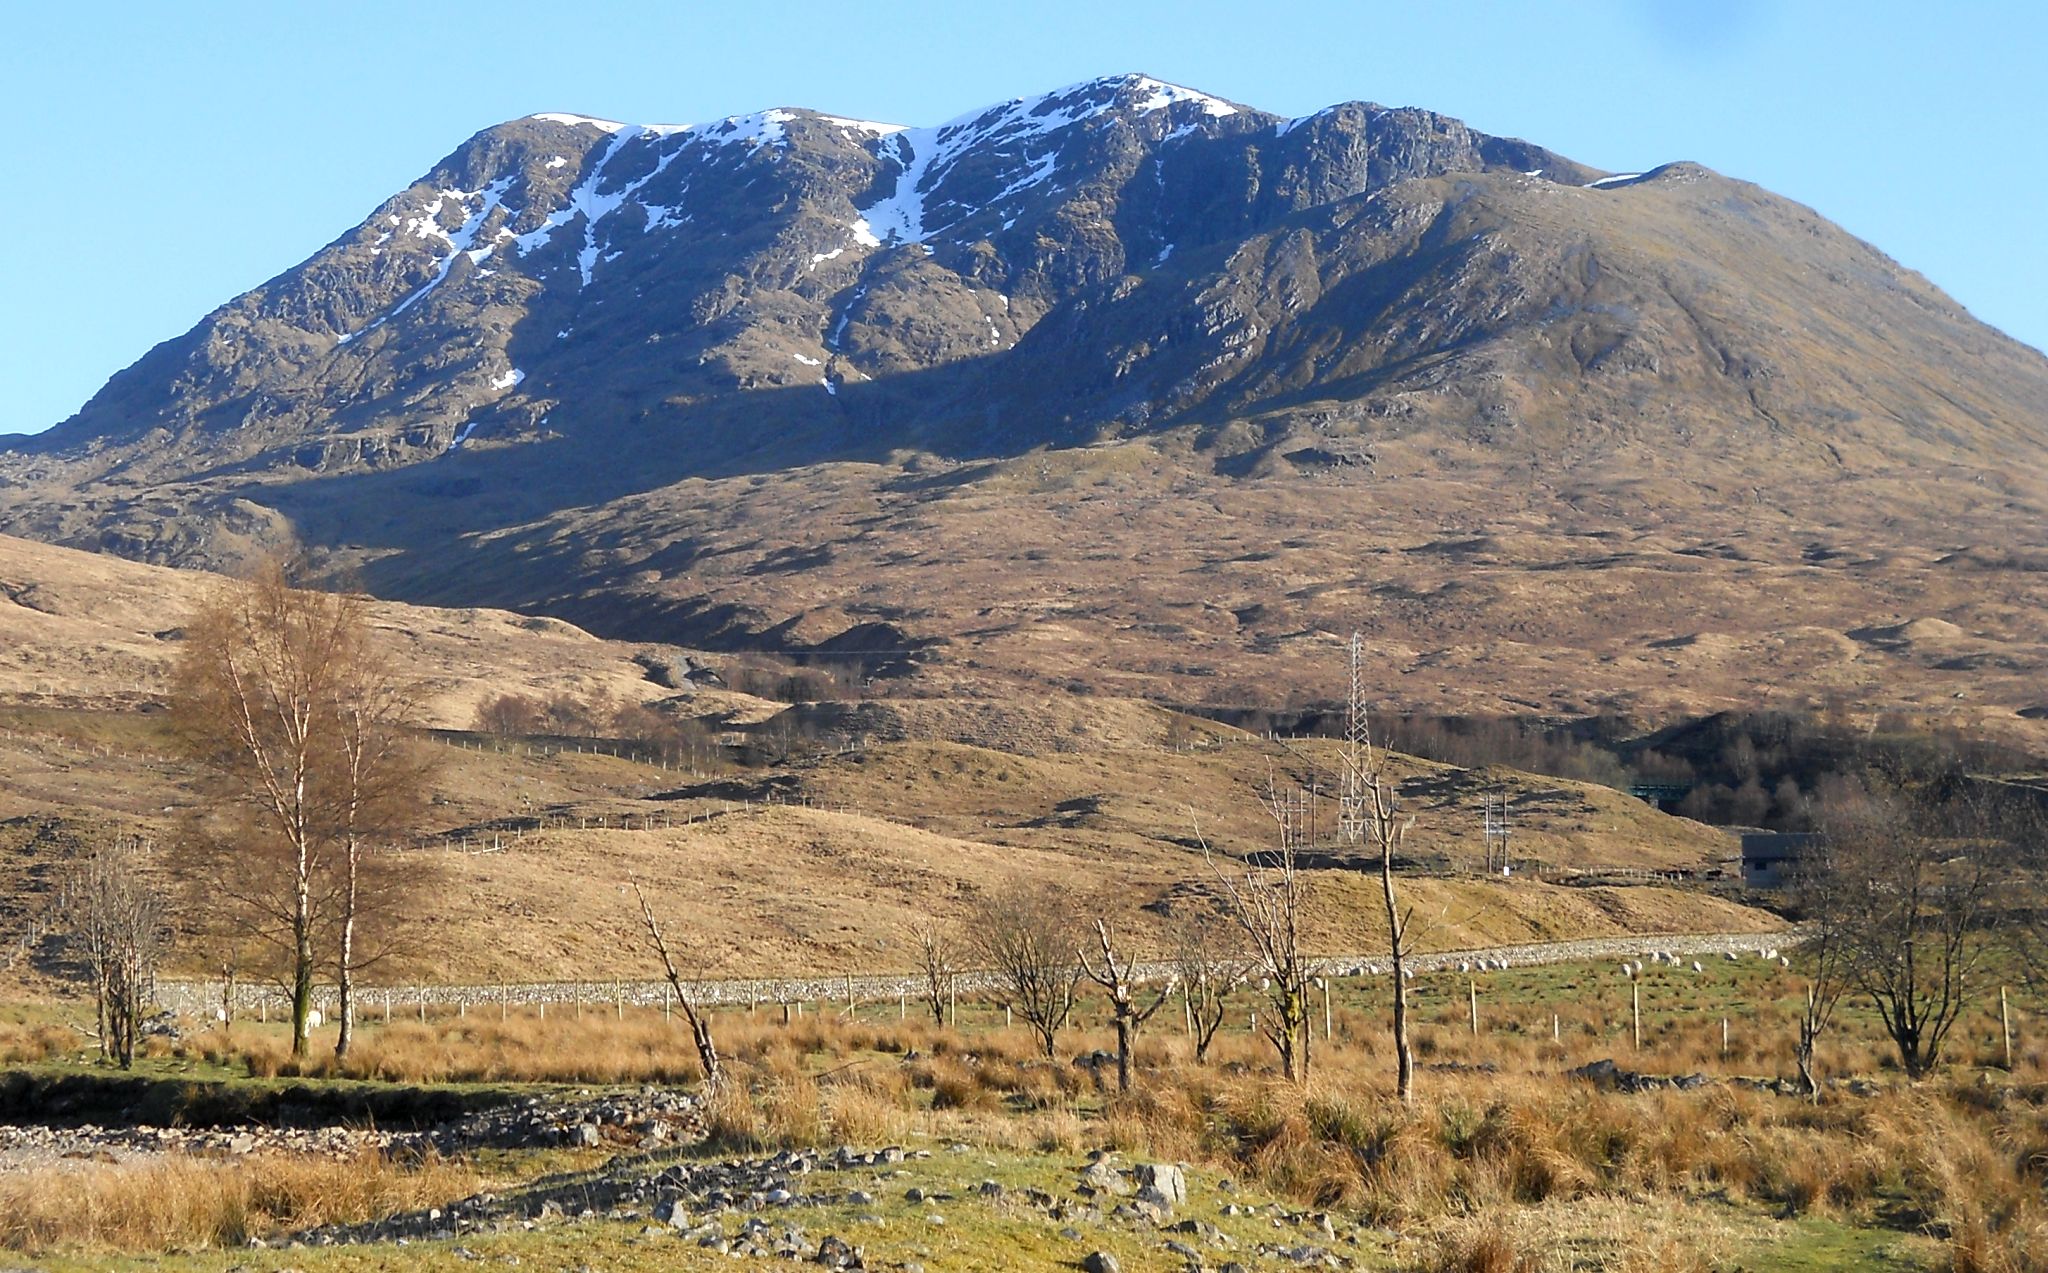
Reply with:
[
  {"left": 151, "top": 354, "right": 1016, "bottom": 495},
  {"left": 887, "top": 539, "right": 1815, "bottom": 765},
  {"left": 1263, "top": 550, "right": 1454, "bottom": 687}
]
[{"left": 1740, "top": 832, "right": 1819, "bottom": 889}]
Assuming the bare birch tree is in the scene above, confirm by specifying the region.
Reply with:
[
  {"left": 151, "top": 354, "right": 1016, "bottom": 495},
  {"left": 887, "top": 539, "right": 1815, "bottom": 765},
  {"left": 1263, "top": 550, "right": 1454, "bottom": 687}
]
[
  {"left": 1810, "top": 771, "right": 2017, "bottom": 1079},
  {"left": 968, "top": 885, "right": 1080, "bottom": 1060},
  {"left": 1206, "top": 781, "right": 1315, "bottom": 1082},
  {"left": 907, "top": 919, "right": 955, "bottom": 1029},
  {"left": 171, "top": 559, "right": 431, "bottom": 1058},
  {"left": 1787, "top": 833, "right": 1855, "bottom": 1099},
  {"left": 1078, "top": 918, "right": 1176, "bottom": 1093},
  {"left": 57, "top": 838, "right": 168, "bottom": 1069},
  {"left": 1171, "top": 920, "right": 1253, "bottom": 1065},
  {"left": 633, "top": 883, "right": 724, "bottom": 1094},
  {"left": 173, "top": 561, "right": 354, "bottom": 1057}
]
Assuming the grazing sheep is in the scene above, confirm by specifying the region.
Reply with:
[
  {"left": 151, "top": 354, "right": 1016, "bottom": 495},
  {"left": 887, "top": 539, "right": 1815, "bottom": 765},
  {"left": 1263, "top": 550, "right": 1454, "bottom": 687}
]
[{"left": 1692, "top": 961, "right": 1705, "bottom": 973}]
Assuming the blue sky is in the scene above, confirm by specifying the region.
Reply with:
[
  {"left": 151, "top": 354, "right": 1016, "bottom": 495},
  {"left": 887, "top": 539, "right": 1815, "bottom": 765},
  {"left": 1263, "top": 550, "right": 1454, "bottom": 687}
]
[{"left": 3, "top": 0, "right": 2043, "bottom": 435}]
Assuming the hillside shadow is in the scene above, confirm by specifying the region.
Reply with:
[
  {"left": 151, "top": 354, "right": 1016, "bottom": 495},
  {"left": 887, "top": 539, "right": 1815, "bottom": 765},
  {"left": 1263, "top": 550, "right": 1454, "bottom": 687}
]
[{"left": 254, "top": 341, "right": 1057, "bottom": 569}]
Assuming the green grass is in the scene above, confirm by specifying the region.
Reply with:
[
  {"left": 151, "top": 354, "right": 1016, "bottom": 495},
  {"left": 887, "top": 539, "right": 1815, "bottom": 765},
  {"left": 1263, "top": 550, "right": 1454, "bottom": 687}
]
[
  {"left": 1742, "top": 1215, "right": 1942, "bottom": 1272},
  {"left": 12, "top": 1141, "right": 1955, "bottom": 1272}
]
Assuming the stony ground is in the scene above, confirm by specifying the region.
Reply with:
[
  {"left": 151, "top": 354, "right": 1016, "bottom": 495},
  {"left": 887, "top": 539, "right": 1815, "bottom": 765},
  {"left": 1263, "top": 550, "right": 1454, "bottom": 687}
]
[
  {"left": 293, "top": 1140, "right": 1399, "bottom": 1271},
  {"left": 0, "top": 1089, "right": 701, "bottom": 1174}
]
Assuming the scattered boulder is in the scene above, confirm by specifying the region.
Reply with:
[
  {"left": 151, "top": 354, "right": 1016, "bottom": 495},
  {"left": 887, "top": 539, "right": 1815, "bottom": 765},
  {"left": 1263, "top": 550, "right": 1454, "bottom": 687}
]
[
  {"left": 1079, "top": 1158, "right": 1131, "bottom": 1196},
  {"left": 1134, "top": 1163, "right": 1187, "bottom": 1206}
]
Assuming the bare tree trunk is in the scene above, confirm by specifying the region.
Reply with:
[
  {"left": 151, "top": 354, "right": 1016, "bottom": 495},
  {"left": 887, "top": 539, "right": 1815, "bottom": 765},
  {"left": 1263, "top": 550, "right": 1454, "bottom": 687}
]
[
  {"left": 634, "top": 884, "right": 723, "bottom": 1094},
  {"left": 336, "top": 837, "right": 358, "bottom": 1058},
  {"left": 1796, "top": 1022, "right": 1819, "bottom": 1099},
  {"left": 292, "top": 862, "right": 314, "bottom": 1056},
  {"left": 95, "top": 970, "right": 110, "bottom": 1063},
  {"left": 1386, "top": 881, "right": 1414, "bottom": 1103},
  {"left": 1079, "top": 918, "right": 1175, "bottom": 1096}
]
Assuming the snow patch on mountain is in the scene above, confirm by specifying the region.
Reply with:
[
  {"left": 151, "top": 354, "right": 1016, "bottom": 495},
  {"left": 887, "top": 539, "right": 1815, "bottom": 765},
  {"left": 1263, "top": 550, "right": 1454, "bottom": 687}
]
[
  {"left": 337, "top": 177, "right": 513, "bottom": 343},
  {"left": 853, "top": 73, "right": 1235, "bottom": 247},
  {"left": 1125, "top": 75, "right": 1238, "bottom": 117},
  {"left": 818, "top": 114, "right": 908, "bottom": 136},
  {"left": 529, "top": 112, "right": 693, "bottom": 138},
  {"left": 702, "top": 109, "right": 798, "bottom": 147},
  {"left": 510, "top": 127, "right": 688, "bottom": 285}
]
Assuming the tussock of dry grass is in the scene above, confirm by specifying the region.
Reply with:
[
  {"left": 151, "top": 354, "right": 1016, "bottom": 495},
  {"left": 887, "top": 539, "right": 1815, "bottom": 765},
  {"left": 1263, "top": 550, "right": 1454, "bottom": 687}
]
[
  {"left": 0, "top": 1150, "right": 480, "bottom": 1254},
  {"left": 0, "top": 1019, "right": 77, "bottom": 1064},
  {"left": 190, "top": 1016, "right": 710, "bottom": 1085},
  {"left": 134, "top": 981, "right": 2048, "bottom": 1271}
]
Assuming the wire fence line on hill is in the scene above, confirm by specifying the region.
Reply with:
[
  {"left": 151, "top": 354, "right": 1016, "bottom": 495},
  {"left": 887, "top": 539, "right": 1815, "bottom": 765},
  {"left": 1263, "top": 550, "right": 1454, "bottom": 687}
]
[{"left": 152, "top": 929, "right": 1802, "bottom": 1021}]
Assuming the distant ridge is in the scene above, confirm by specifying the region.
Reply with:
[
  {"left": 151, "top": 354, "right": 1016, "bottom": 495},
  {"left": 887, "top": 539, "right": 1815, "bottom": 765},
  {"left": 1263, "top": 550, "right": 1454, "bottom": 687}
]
[{"left": 3, "top": 74, "right": 2044, "bottom": 742}]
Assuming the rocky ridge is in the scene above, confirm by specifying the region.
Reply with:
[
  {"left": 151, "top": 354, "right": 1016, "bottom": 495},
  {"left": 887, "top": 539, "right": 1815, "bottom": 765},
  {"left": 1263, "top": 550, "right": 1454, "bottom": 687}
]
[{"left": 5, "top": 75, "right": 2047, "bottom": 730}]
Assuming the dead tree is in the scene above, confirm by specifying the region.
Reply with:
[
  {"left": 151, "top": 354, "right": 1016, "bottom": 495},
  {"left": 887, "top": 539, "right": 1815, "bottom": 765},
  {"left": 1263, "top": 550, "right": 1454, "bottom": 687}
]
[
  {"left": 1206, "top": 781, "right": 1315, "bottom": 1083},
  {"left": 56, "top": 839, "right": 168, "bottom": 1069},
  {"left": 1337, "top": 631, "right": 1419, "bottom": 1102},
  {"left": 908, "top": 919, "right": 955, "bottom": 1029},
  {"left": 1787, "top": 834, "right": 1855, "bottom": 1099},
  {"left": 1171, "top": 921, "right": 1254, "bottom": 1064},
  {"left": 633, "top": 883, "right": 723, "bottom": 1094},
  {"left": 1077, "top": 918, "right": 1177, "bottom": 1093},
  {"left": 967, "top": 885, "right": 1080, "bottom": 1060}
]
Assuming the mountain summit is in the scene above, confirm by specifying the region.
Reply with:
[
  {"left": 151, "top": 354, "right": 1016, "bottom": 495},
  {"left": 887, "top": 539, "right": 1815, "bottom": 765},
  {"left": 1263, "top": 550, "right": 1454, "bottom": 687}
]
[
  {"left": 14, "top": 74, "right": 1604, "bottom": 473},
  {"left": 5, "top": 76, "right": 2046, "bottom": 734}
]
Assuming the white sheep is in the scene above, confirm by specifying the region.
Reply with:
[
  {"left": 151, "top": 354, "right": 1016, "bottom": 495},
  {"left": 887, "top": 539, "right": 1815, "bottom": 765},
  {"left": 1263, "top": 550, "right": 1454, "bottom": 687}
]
[{"left": 1692, "top": 961, "right": 1704, "bottom": 973}]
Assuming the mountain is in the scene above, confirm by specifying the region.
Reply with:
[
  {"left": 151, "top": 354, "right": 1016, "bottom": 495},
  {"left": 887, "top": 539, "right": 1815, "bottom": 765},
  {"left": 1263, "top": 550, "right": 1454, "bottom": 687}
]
[{"left": 5, "top": 75, "right": 2047, "bottom": 741}]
